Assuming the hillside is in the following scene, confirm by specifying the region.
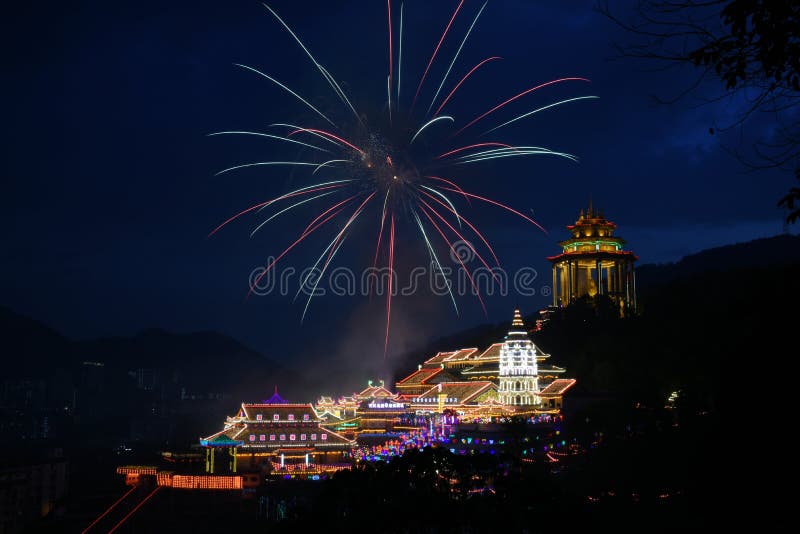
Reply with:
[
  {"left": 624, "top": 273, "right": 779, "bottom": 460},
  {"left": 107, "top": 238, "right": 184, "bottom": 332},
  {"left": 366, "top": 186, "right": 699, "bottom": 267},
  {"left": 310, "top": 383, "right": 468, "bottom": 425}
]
[{"left": 392, "top": 234, "right": 800, "bottom": 410}]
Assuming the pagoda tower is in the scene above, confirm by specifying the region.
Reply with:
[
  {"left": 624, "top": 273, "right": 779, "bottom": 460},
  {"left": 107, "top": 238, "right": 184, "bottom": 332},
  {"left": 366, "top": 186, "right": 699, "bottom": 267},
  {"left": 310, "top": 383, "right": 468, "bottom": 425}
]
[
  {"left": 498, "top": 309, "right": 541, "bottom": 406},
  {"left": 547, "top": 203, "right": 638, "bottom": 315}
]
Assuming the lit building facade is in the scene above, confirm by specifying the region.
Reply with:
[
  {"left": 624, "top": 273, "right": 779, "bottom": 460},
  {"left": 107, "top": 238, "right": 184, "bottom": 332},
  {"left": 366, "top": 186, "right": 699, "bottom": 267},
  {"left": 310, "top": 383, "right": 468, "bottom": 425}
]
[
  {"left": 200, "top": 389, "right": 354, "bottom": 475},
  {"left": 394, "top": 309, "right": 576, "bottom": 414},
  {"left": 548, "top": 204, "right": 638, "bottom": 315},
  {"left": 498, "top": 309, "right": 540, "bottom": 406}
]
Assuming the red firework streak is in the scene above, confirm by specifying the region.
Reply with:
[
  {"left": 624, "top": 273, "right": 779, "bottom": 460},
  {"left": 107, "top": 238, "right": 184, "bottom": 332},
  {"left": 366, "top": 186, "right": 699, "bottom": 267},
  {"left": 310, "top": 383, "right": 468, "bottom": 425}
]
[
  {"left": 288, "top": 127, "right": 365, "bottom": 155},
  {"left": 425, "top": 175, "right": 472, "bottom": 205},
  {"left": 418, "top": 203, "right": 486, "bottom": 314},
  {"left": 370, "top": 198, "right": 389, "bottom": 299},
  {"left": 385, "top": 214, "right": 395, "bottom": 356},
  {"left": 247, "top": 196, "right": 358, "bottom": 299},
  {"left": 452, "top": 77, "right": 591, "bottom": 137},
  {"left": 208, "top": 184, "right": 347, "bottom": 237},
  {"left": 418, "top": 196, "right": 501, "bottom": 285},
  {"left": 433, "top": 56, "right": 501, "bottom": 116},
  {"left": 438, "top": 187, "right": 549, "bottom": 234},
  {"left": 417, "top": 188, "right": 500, "bottom": 267},
  {"left": 411, "top": 0, "right": 464, "bottom": 111}
]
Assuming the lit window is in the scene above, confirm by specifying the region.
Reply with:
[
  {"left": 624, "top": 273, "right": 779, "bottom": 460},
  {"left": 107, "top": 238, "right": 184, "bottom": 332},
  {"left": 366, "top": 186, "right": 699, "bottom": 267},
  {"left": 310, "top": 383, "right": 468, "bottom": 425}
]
[
  {"left": 256, "top": 413, "right": 263, "bottom": 421},
  {"left": 303, "top": 414, "right": 310, "bottom": 421},
  {"left": 288, "top": 414, "right": 295, "bottom": 421},
  {"left": 290, "top": 434, "right": 296, "bottom": 441},
  {"left": 300, "top": 434, "right": 306, "bottom": 440},
  {"left": 279, "top": 434, "right": 286, "bottom": 441},
  {"left": 321, "top": 434, "right": 328, "bottom": 441},
  {"left": 311, "top": 433, "right": 317, "bottom": 440},
  {"left": 249, "top": 435, "right": 255, "bottom": 442},
  {"left": 269, "top": 434, "right": 276, "bottom": 441},
  {"left": 273, "top": 414, "right": 279, "bottom": 421},
  {"left": 259, "top": 434, "right": 266, "bottom": 441}
]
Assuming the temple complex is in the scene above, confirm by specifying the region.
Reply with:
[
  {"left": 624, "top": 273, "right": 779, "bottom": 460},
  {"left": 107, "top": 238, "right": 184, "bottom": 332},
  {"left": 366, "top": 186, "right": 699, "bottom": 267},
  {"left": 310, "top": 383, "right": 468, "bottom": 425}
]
[
  {"left": 392, "top": 308, "right": 575, "bottom": 413},
  {"left": 548, "top": 203, "right": 638, "bottom": 315},
  {"left": 198, "top": 309, "right": 575, "bottom": 475}
]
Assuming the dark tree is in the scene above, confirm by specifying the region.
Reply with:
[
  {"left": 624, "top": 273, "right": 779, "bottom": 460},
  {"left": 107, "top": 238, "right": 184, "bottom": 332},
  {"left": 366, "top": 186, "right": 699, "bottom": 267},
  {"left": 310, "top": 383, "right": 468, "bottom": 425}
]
[{"left": 599, "top": 0, "right": 800, "bottom": 224}]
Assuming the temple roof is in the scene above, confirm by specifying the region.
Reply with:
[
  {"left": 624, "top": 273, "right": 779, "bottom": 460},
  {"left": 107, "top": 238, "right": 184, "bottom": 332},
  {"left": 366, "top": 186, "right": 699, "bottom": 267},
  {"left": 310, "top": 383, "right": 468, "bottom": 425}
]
[
  {"left": 241, "top": 403, "right": 319, "bottom": 422},
  {"left": 538, "top": 364, "right": 565, "bottom": 374},
  {"left": 416, "top": 381, "right": 496, "bottom": 404},
  {"left": 547, "top": 250, "right": 638, "bottom": 262},
  {"left": 549, "top": 205, "right": 637, "bottom": 262},
  {"left": 200, "top": 433, "right": 244, "bottom": 447},
  {"left": 539, "top": 379, "right": 577, "bottom": 396},
  {"left": 423, "top": 351, "right": 457, "bottom": 365},
  {"left": 475, "top": 343, "right": 503, "bottom": 360},
  {"left": 263, "top": 386, "right": 288, "bottom": 404},
  {"left": 397, "top": 367, "right": 444, "bottom": 386},
  {"left": 506, "top": 309, "right": 531, "bottom": 342},
  {"left": 356, "top": 385, "right": 397, "bottom": 399},
  {"left": 238, "top": 424, "right": 354, "bottom": 448},
  {"left": 423, "top": 348, "right": 479, "bottom": 366}
]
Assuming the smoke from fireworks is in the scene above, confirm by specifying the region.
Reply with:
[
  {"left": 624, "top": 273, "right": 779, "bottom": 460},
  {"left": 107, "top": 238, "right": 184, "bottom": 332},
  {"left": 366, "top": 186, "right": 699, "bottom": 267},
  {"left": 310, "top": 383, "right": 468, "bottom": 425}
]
[{"left": 209, "top": 1, "right": 597, "bottom": 355}]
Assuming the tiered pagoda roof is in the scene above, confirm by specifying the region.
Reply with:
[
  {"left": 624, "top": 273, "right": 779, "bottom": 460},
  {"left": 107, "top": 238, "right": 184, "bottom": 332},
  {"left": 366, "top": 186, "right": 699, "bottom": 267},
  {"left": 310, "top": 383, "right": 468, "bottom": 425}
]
[{"left": 547, "top": 203, "right": 638, "bottom": 262}]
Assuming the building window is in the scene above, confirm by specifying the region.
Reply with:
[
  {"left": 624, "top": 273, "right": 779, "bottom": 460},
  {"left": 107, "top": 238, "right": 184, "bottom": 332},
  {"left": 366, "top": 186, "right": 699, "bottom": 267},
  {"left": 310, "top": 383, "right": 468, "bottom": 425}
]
[
  {"left": 259, "top": 434, "right": 266, "bottom": 441},
  {"left": 249, "top": 435, "right": 255, "bottom": 442},
  {"left": 256, "top": 413, "right": 263, "bottom": 421},
  {"left": 288, "top": 414, "right": 295, "bottom": 421},
  {"left": 321, "top": 434, "right": 328, "bottom": 441},
  {"left": 300, "top": 434, "right": 306, "bottom": 440},
  {"left": 290, "top": 434, "right": 296, "bottom": 441},
  {"left": 273, "top": 414, "right": 279, "bottom": 421},
  {"left": 311, "top": 433, "right": 317, "bottom": 440},
  {"left": 269, "top": 434, "right": 276, "bottom": 441},
  {"left": 279, "top": 434, "right": 286, "bottom": 441},
  {"left": 303, "top": 414, "right": 310, "bottom": 421}
]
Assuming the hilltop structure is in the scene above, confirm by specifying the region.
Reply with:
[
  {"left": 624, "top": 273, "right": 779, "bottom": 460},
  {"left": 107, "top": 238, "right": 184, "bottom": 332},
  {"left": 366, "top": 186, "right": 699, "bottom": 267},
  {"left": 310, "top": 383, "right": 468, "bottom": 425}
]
[{"left": 547, "top": 204, "right": 638, "bottom": 315}]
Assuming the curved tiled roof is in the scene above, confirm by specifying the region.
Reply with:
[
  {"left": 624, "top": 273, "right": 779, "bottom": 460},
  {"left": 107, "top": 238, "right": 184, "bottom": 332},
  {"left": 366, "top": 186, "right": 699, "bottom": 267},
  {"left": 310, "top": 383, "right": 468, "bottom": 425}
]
[{"left": 539, "top": 379, "right": 577, "bottom": 396}]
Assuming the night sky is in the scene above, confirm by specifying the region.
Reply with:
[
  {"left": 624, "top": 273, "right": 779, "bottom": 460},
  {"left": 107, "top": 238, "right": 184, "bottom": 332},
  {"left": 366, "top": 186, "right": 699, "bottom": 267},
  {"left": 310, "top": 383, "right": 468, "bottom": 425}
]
[{"left": 2, "top": 1, "right": 796, "bottom": 382}]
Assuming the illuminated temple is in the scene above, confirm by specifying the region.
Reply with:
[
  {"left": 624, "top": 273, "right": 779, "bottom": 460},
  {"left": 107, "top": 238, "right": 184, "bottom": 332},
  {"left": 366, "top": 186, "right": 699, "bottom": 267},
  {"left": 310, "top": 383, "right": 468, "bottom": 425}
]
[
  {"left": 198, "top": 309, "right": 575, "bottom": 475},
  {"left": 548, "top": 204, "right": 638, "bottom": 315},
  {"left": 392, "top": 308, "right": 575, "bottom": 413}
]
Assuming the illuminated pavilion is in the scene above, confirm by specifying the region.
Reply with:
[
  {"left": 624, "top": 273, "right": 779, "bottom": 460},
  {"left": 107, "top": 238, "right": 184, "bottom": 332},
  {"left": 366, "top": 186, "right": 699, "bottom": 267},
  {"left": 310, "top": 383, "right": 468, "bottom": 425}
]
[{"left": 547, "top": 203, "right": 638, "bottom": 315}]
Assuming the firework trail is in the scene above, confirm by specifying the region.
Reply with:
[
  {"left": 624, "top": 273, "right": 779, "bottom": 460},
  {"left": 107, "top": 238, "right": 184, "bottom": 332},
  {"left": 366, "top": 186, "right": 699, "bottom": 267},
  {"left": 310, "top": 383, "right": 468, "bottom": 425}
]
[{"left": 210, "top": 1, "right": 598, "bottom": 356}]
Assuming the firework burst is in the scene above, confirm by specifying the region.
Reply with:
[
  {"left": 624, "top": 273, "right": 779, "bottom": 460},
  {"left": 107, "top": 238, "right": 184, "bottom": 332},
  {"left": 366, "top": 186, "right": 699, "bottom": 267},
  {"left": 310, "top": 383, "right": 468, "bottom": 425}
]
[{"left": 209, "top": 1, "right": 598, "bottom": 355}]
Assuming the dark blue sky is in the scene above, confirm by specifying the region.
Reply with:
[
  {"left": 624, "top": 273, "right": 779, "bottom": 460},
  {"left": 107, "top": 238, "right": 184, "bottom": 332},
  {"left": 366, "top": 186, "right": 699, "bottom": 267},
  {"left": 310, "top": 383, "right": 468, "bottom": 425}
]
[{"left": 2, "top": 1, "right": 795, "bottom": 386}]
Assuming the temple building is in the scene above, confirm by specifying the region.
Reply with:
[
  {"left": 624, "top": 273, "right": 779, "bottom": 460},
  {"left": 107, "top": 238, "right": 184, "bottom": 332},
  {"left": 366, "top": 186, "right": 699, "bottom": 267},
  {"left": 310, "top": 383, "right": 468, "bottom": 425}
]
[
  {"left": 394, "top": 309, "right": 575, "bottom": 414},
  {"left": 548, "top": 203, "right": 638, "bottom": 315},
  {"left": 498, "top": 309, "right": 540, "bottom": 406},
  {"left": 202, "top": 309, "right": 574, "bottom": 471},
  {"left": 200, "top": 389, "right": 354, "bottom": 475}
]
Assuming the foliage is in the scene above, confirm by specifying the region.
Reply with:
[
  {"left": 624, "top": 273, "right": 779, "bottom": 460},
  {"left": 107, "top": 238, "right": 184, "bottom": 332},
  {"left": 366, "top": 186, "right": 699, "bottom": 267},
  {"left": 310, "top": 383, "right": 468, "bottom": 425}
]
[{"left": 600, "top": 0, "right": 800, "bottom": 223}]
